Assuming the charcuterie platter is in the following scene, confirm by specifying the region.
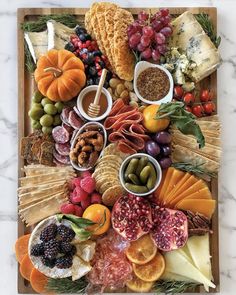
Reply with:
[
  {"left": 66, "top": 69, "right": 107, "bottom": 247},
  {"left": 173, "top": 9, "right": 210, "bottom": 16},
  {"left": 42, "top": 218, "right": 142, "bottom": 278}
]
[{"left": 17, "top": 5, "right": 221, "bottom": 294}]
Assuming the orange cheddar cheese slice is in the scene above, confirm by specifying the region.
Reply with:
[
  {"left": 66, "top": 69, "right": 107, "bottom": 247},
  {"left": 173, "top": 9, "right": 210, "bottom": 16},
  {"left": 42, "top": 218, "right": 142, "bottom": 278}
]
[
  {"left": 154, "top": 169, "right": 167, "bottom": 203},
  {"left": 158, "top": 167, "right": 175, "bottom": 202},
  {"left": 174, "top": 187, "right": 212, "bottom": 208},
  {"left": 176, "top": 199, "right": 216, "bottom": 218},
  {"left": 164, "top": 169, "right": 185, "bottom": 200}
]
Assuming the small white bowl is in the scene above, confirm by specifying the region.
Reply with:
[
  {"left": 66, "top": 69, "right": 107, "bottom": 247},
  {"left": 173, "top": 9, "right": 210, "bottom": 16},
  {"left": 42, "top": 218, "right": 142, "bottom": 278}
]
[
  {"left": 70, "top": 122, "right": 107, "bottom": 171},
  {"left": 133, "top": 61, "right": 174, "bottom": 105},
  {"left": 77, "top": 85, "right": 112, "bottom": 121},
  {"left": 119, "top": 153, "right": 162, "bottom": 197}
]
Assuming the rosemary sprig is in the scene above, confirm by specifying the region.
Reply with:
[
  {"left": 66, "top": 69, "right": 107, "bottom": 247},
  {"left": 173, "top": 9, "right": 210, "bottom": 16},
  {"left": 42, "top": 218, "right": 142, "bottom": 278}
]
[
  {"left": 153, "top": 280, "right": 200, "bottom": 294},
  {"left": 195, "top": 13, "right": 221, "bottom": 48},
  {"left": 132, "top": 50, "right": 142, "bottom": 64},
  {"left": 21, "top": 14, "right": 77, "bottom": 32},
  {"left": 46, "top": 277, "right": 88, "bottom": 294},
  {"left": 172, "top": 162, "right": 217, "bottom": 179},
  {"left": 24, "top": 41, "right": 36, "bottom": 73}
]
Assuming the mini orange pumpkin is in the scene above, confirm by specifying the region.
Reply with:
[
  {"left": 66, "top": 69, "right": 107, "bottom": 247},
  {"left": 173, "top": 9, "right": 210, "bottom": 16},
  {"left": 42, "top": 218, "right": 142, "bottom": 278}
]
[{"left": 34, "top": 49, "right": 86, "bottom": 102}]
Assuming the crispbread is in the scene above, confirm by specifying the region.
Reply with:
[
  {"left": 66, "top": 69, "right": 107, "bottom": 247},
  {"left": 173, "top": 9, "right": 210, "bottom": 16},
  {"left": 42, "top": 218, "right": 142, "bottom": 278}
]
[
  {"left": 17, "top": 180, "right": 66, "bottom": 195},
  {"left": 23, "top": 164, "right": 74, "bottom": 176},
  {"left": 102, "top": 184, "right": 124, "bottom": 206}
]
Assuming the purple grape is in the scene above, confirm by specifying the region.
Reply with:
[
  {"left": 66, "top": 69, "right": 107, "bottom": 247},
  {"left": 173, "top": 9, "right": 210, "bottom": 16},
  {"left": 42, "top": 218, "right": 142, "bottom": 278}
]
[
  {"left": 155, "top": 131, "right": 171, "bottom": 145},
  {"left": 161, "top": 145, "right": 171, "bottom": 156},
  {"left": 145, "top": 140, "right": 160, "bottom": 157},
  {"left": 159, "top": 157, "right": 172, "bottom": 169}
]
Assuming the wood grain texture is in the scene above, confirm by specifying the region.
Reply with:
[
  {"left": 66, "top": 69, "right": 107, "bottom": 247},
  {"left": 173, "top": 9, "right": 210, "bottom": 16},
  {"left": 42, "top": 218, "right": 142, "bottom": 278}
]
[{"left": 17, "top": 7, "right": 219, "bottom": 294}]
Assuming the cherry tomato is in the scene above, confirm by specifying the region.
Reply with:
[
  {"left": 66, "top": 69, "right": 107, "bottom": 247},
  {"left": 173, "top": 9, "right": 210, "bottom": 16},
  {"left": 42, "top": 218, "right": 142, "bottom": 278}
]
[
  {"left": 183, "top": 92, "right": 195, "bottom": 105},
  {"left": 173, "top": 85, "right": 184, "bottom": 100},
  {"left": 184, "top": 106, "right": 192, "bottom": 113},
  {"left": 203, "top": 102, "right": 216, "bottom": 115},
  {"left": 200, "top": 89, "right": 212, "bottom": 102},
  {"left": 192, "top": 104, "right": 204, "bottom": 117}
]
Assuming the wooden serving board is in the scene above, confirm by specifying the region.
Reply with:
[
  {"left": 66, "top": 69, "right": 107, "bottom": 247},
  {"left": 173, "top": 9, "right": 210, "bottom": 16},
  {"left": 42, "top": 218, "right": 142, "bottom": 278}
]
[{"left": 17, "top": 7, "right": 219, "bottom": 294}]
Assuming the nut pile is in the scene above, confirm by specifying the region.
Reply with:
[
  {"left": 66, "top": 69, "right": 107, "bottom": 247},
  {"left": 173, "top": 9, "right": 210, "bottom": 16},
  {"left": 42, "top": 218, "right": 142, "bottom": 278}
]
[
  {"left": 107, "top": 78, "right": 134, "bottom": 102},
  {"left": 70, "top": 129, "right": 104, "bottom": 168}
]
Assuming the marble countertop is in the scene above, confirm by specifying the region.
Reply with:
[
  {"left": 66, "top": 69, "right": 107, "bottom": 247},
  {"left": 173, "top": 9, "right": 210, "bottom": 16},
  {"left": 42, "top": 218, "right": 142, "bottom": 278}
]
[{"left": 0, "top": 0, "right": 235, "bottom": 294}]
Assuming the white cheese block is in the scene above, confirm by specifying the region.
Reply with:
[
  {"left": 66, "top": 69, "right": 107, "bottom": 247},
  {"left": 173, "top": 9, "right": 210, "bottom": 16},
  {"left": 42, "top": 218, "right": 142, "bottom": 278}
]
[
  {"left": 24, "top": 31, "right": 48, "bottom": 63},
  {"left": 72, "top": 255, "right": 92, "bottom": 281},
  {"left": 170, "top": 11, "right": 221, "bottom": 82},
  {"left": 75, "top": 240, "right": 96, "bottom": 262},
  {"left": 47, "top": 20, "right": 75, "bottom": 50},
  {"left": 164, "top": 250, "right": 216, "bottom": 289},
  {"left": 161, "top": 271, "right": 196, "bottom": 282}
]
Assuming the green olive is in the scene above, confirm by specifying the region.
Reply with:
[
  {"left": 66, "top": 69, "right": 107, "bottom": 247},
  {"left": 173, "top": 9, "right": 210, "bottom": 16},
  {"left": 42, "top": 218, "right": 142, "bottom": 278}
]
[
  {"left": 53, "top": 114, "right": 62, "bottom": 126},
  {"left": 44, "top": 104, "right": 57, "bottom": 115},
  {"left": 31, "top": 119, "right": 41, "bottom": 130},
  {"left": 40, "top": 114, "right": 53, "bottom": 127},
  {"left": 32, "top": 91, "right": 44, "bottom": 103},
  {"left": 55, "top": 102, "right": 64, "bottom": 113},
  {"left": 42, "top": 126, "right": 53, "bottom": 134},
  {"left": 28, "top": 106, "right": 44, "bottom": 121},
  {"left": 41, "top": 97, "right": 53, "bottom": 107}
]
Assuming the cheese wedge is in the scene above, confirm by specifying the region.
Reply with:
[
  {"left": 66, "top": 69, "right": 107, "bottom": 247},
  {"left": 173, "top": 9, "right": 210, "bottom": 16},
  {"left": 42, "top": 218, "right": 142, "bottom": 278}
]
[
  {"left": 174, "top": 187, "right": 212, "bottom": 208},
  {"left": 158, "top": 167, "right": 175, "bottom": 202},
  {"left": 164, "top": 169, "right": 185, "bottom": 198},
  {"left": 176, "top": 199, "right": 216, "bottom": 218},
  {"left": 154, "top": 169, "right": 167, "bottom": 202},
  {"left": 161, "top": 271, "right": 196, "bottom": 282}
]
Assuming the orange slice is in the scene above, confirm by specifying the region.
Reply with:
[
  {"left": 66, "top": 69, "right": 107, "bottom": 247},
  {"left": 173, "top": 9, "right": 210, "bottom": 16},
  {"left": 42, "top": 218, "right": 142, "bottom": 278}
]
[
  {"left": 30, "top": 268, "right": 49, "bottom": 294},
  {"left": 126, "top": 275, "right": 154, "bottom": 292},
  {"left": 15, "top": 234, "right": 31, "bottom": 263},
  {"left": 133, "top": 251, "right": 165, "bottom": 282},
  {"left": 20, "top": 253, "right": 34, "bottom": 281},
  {"left": 126, "top": 234, "right": 157, "bottom": 265}
]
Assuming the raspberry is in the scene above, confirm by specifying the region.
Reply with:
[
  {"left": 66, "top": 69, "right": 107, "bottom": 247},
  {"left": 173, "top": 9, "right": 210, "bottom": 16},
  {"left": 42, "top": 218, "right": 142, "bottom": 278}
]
[
  {"left": 91, "top": 193, "right": 102, "bottom": 204},
  {"left": 60, "top": 203, "right": 75, "bottom": 214},
  {"left": 71, "top": 187, "right": 88, "bottom": 204},
  {"left": 67, "top": 179, "right": 75, "bottom": 191},
  {"left": 72, "top": 177, "right": 82, "bottom": 187},
  {"left": 81, "top": 171, "right": 92, "bottom": 178},
  {"left": 81, "top": 196, "right": 91, "bottom": 210},
  {"left": 74, "top": 205, "right": 84, "bottom": 217},
  {"left": 80, "top": 176, "right": 96, "bottom": 193}
]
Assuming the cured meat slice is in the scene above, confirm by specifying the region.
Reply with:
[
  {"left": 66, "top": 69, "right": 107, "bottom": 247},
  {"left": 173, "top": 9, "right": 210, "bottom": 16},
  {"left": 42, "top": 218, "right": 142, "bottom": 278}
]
[
  {"left": 52, "top": 126, "right": 70, "bottom": 144},
  {"left": 55, "top": 142, "right": 70, "bottom": 156},
  {"left": 53, "top": 150, "right": 70, "bottom": 165},
  {"left": 60, "top": 107, "right": 72, "bottom": 126},
  {"left": 62, "top": 123, "right": 74, "bottom": 135},
  {"left": 68, "top": 110, "right": 83, "bottom": 130},
  {"left": 73, "top": 106, "right": 85, "bottom": 121}
]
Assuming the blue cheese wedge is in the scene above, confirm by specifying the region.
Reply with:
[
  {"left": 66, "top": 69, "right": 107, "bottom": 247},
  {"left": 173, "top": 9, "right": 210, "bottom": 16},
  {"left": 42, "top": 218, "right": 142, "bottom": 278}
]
[
  {"left": 47, "top": 20, "right": 75, "bottom": 50},
  {"left": 170, "top": 11, "right": 221, "bottom": 82},
  {"left": 24, "top": 31, "right": 48, "bottom": 63}
]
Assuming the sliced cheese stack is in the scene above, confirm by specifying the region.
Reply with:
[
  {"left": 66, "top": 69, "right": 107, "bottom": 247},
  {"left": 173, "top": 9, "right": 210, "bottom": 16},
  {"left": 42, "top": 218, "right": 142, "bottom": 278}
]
[
  {"left": 171, "top": 115, "right": 222, "bottom": 174},
  {"left": 162, "top": 234, "right": 215, "bottom": 292},
  {"left": 170, "top": 11, "right": 221, "bottom": 82},
  {"left": 154, "top": 167, "right": 216, "bottom": 218},
  {"left": 18, "top": 165, "right": 76, "bottom": 226}
]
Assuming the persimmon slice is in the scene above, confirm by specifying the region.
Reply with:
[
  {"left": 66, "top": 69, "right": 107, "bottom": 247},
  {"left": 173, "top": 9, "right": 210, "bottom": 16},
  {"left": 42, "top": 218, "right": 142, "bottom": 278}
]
[
  {"left": 15, "top": 234, "right": 31, "bottom": 263},
  {"left": 133, "top": 251, "right": 165, "bottom": 282},
  {"left": 126, "top": 234, "right": 157, "bottom": 265},
  {"left": 20, "top": 253, "right": 34, "bottom": 281},
  {"left": 30, "top": 268, "right": 49, "bottom": 294}
]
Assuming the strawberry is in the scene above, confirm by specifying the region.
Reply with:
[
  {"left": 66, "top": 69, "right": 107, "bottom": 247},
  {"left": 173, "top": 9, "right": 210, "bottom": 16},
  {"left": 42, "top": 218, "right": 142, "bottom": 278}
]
[
  {"left": 60, "top": 203, "right": 75, "bottom": 214},
  {"left": 80, "top": 176, "right": 96, "bottom": 193},
  {"left": 91, "top": 192, "right": 102, "bottom": 204}
]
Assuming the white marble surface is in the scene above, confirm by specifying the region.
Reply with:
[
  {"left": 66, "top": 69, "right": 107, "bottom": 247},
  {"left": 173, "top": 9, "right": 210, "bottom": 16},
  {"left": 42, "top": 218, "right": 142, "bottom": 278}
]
[{"left": 0, "top": 0, "right": 235, "bottom": 294}]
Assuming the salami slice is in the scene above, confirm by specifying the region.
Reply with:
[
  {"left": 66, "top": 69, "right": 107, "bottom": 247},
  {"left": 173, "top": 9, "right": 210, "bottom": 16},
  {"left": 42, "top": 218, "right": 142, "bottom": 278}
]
[
  {"left": 73, "top": 106, "right": 85, "bottom": 121},
  {"left": 68, "top": 110, "right": 83, "bottom": 130},
  {"left": 60, "top": 107, "right": 72, "bottom": 126},
  {"left": 52, "top": 126, "right": 70, "bottom": 144},
  {"left": 55, "top": 142, "right": 70, "bottom": 156},
  {"left": 53, "top": 150, "right": 70, "bottom": 165},
  {"left": 62, "top": 123, "right": 74, "bottom": 135},
  {"left": 53, "top": 158, "right": 66, "bottom": 166}
]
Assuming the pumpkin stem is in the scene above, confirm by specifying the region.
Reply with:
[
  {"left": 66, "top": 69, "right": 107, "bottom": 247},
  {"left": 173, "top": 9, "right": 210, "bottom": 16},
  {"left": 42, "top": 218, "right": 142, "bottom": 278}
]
[{"left": 44, "top": 67, "right": 62, "bottom": 78}]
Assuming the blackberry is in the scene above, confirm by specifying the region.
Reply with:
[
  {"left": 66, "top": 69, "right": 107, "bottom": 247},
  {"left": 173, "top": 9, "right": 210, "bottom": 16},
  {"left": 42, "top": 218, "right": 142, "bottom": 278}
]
[
  {"left": 41, "top": 256, "right": 56, "bottom": 268},
  {"left": 57, "top": 224, "right": 75, "bottom": 242},
  {"left": 87, "top": 78, "right": 94, "bottom": 86},
  {"left": 55, "top": 255, "right": 73, "bottom": 269},
  {"left": 44, "top": 239, "right": 59, "bottom": 259},
  {"left": 93, "top": 50, "right": 102, "bottom": 57},
  {"left": 65, "top": 42, "right": 75, "bottom": 52},
  {"left": 40, "top": 223, "right": 58, "bottom": 242},
  {"left": 75, "top": 25, "right": 87, "bottom": 36},
  {"left": 88, "top": 66, "right": 97, "bottom": 77},
  {"left": 30, "top": 243, "right": 44, "bottom": 257},
  {"left": 59, "top": 242, "right": 77, "bottom": 256}
]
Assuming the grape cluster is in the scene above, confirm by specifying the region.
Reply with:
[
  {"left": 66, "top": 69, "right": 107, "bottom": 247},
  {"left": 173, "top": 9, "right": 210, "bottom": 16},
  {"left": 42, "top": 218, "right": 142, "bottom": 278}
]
[
  {"left": 128, "top": 9, "right": 172, "bottom": 61},
  {"left": 65, "top": 26, "right": 111, "bottom": 87}
]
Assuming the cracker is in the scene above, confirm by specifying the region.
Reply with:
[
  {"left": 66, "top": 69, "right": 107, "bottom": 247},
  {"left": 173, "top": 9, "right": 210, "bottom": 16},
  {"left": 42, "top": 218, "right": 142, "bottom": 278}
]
[
  {"left": 23, "top": 165, "right": 74, "bottom": 176},
  {"left": 17, "top": 180, "right": 66, "bottom": 195},
  {"left": 97, "top": 155, "right": 123, "bottom": 164},
  {"left": 39, "top": 141, "right": 55, "bottom": 166},
  {"left": 99, "top": 179, "right": 120, "bottom": 194},
  {"left": 197, "top": 115, "right": 219, "bottom": 121},
  {"left": 95, "top": 174, "right": 119, "bottom": 192},
  {"left": 103, "top": 143, "right": 128, "bottom": 159},
  {"left": 102, "top": 184, "right": 124, "bottom": 206}
]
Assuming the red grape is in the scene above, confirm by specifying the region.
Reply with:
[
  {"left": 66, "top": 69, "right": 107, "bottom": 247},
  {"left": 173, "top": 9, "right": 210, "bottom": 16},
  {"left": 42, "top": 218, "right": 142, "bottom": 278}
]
[
  {"left": 133, "top": 22, "right": 143, "bottom": 33},
  {"left": 152, "top": 49, "right": 161, "bottom": 61},
  {"left": 129, "top": 32, "right": 141, "bottom": 49},
  {"left": 155, "top": 32, "right": 166, "bottom": 44},
  {"left": 138, "top": 11, "right": 149, "bottom": 21},
  {"left": 160, "top": 8, "right": 169, "bottom": 17},
  {"left": 142, "top": 26, "right": 154, "bottom": 38},
  {"left": 141, "top": 35, "right": 151, "bottom": 47},
  {"left": 137, "top": 43, "right": 147, "bottom": 52},
  {"left": 161, "top": 15, "right": 171, "bottom": 25},
  {"left": 141, "top": 47, "right": 152, "bottom": 59},
  {"left": 152, "top": 20, "right": 163, "bottom": 32},
  {"left": 127, "top": 24, "right": 138, "bottom": 37},
  {"left": 157, "top": 44, "right": 167, "bottom": 54},
  {"left": 160, "top": 26, "right": 172, "bottom": 37}
]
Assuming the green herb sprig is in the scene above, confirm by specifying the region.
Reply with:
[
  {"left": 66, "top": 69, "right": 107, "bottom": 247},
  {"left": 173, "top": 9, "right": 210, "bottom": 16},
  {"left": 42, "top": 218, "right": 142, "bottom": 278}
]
[
  {"left": 153, "top": 280, "right": 200, "bottom": 294},
  {"left": 24, "top": 42, "right": 36, "bottom": 73},
  {"left": 195, "top": 13, "right": 221, "bottom": 48},
  {"left": 156, "top": 102, "right": 205, "bottom": 148},
  {"left": 172, "top": 162, "right": 217, "bottom": 179},
  {"left": 21, "top": 14, "right": 77, "bottom": 32},
  {"left": 46, "top": 277, "right": 88, "bottom": 294}
]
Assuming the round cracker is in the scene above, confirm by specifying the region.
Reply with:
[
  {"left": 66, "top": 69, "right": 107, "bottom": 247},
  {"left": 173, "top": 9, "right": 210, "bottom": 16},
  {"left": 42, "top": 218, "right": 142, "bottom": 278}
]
[
  {"left": 93, "top": 166, "right": 119, "bottom": 179},
  {"left": 102, "top": 184, "right": 124, "bottom": 206},
  {"left": 100, "top": 179, "right": 121, "bottom": 194},
  {"left": 97, "top": 155, "right": 123, "bottom": 164}
]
